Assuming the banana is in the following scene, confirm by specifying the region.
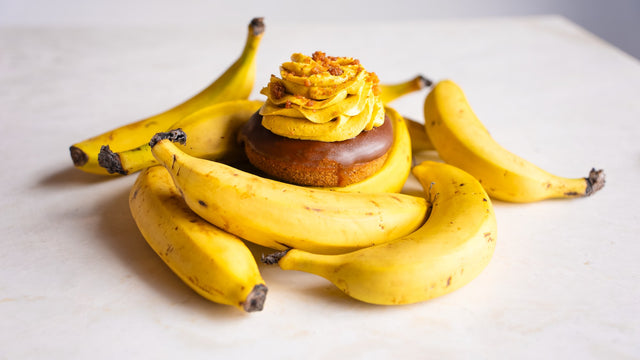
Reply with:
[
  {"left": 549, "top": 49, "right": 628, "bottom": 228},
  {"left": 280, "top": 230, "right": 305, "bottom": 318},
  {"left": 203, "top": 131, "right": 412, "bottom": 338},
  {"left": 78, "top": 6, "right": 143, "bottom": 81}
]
[
  {"left": 70, "top": 17, "right": 265, "bottom": 175},
  {"left": 98, "top": 100, "right": 263, "bottom": 175},
  {"left": 328, "top": 106, "right": 411, "bottom": 193},
  {"left": 263, "top": 161, "right": 497, "bottom": 305},
  {"left": 379, "top": 75, "right": 435, "bottom": 154},
  {"left": 149, "top": 130, "right": 428, "bottom": 255},
  {"left": 424, "top": 80, "right": 605, "bottom": 202},
  {"left": 404, "top": 117, "right": 434, "bottom": 152},
  {"left": 129, "top": 165, "right": 267, "bottom": 312},
  {"left": 378, "top": 75, "right": 432, "bottom": 104}
]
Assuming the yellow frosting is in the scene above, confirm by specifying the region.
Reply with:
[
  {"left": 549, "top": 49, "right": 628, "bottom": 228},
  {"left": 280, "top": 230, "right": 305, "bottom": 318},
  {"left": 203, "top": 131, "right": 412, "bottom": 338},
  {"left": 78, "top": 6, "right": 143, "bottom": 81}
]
[{"left": 259, "top": 52, "right": 384, "bottom": 142}]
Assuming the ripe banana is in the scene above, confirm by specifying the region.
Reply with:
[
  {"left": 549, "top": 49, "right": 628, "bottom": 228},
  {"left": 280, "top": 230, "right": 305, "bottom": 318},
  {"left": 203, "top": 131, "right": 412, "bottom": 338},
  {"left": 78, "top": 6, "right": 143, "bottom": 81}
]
[
  {"left": 150, "top": 130, "right": 428, "bottom": 255},
  {"left": 129, "top": 165, "right": 267, "bottom": 312},
  {"left": 98, "top": 100, "right": 263, "bottom": 175},
  {"left": 378, "top": 75, "right": 432, "bottom": 104},
  {"left": 404, "top": 117, "right": 434, "bottom": 152},
  {"left": 379, "top": 75, "right": 435, "bottom": 154},
  {"left": 263, "top": 161, "right": 496, "bottom": 305},
  {"left": 424, "top": 80, "right": 605, "bottom": 202},
  {"left": 329, "top": 106, "right": 411, "bottom": 193},
  {"left": 70, "top": 17, "right": 265, "bottom": 175}
]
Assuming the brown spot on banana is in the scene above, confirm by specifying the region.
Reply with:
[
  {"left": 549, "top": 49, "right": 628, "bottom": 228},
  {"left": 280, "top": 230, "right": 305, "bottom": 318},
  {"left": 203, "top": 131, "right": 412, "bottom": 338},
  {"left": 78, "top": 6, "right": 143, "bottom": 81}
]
[
  {"left": 165, "top": 244, "right": 174, "bottom": 256},
  {"left": 304, "top": 205, "right": 324, "bottom": 212}
]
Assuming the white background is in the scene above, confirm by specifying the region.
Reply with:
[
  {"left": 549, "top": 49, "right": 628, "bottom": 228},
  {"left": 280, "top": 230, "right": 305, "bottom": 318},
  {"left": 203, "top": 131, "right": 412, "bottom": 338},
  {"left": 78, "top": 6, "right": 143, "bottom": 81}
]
[{"left": 1, "top": 0, "right": 639, "bottom": 59}]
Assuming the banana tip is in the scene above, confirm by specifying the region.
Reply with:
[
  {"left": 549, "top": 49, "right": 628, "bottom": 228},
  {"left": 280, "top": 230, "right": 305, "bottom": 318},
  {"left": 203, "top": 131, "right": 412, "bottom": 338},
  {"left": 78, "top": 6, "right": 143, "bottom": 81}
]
[
  {"left": 243, "top": 284, "right": 268, "bottom": 312},
  {"left": 250, "top": 17, "right": 265, "bottom": 36},
  {"left": 69, "top": 146, "right": 88, "bottom": 167},
  {"left": 585, "top": 168, "right": 605, "bottom": 196},
  {"left": 418, "top": 75, "right": 433, "bottom": 88},
  {"left": 261, "top": 250, "right": 289, "bottom": 265}
]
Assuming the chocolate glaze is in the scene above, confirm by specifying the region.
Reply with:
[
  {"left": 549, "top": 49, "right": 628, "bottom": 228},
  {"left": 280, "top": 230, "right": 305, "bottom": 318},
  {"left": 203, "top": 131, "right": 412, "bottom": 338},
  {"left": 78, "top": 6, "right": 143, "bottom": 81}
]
[{"left": 239, "top": 111, "right": 393, "bottom": 167}]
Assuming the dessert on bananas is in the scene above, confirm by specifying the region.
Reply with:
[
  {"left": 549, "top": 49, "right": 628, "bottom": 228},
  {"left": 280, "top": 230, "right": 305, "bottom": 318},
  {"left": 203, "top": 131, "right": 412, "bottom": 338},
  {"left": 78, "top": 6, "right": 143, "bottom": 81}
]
[
  {"left": 264, "top": 161, "right": 497, "bottom": 305},
  {"left": 240, "top": 52, "right": 407, "bottom": 188},
  {"left": 129, "top": 165, "right": 267, "bottom": 312},
  {"left": 97, "top": 75, "right": 429, "bottom": 178},
  {"left": 423, "top": 80, "right": 605, "bottom": 202},
  {"left": 70, "top": 17, "right": 265, "bottom": 175}
]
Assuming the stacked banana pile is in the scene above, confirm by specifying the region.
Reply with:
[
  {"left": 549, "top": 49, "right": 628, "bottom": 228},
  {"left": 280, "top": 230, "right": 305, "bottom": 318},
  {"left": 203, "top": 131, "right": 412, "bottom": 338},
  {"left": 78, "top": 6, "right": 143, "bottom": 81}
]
[{"left": 70, "top": 18, "right": 605, "bottom": 312}]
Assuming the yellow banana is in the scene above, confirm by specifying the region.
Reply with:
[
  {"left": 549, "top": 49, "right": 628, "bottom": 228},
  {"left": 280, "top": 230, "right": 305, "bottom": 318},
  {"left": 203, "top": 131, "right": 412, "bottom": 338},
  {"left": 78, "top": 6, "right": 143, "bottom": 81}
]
[
  {"left": 150, "top": 131, "right": 428, "bottom": 255},
  {"left": 129, "top": 165, "right": 267, "bottom": 312},
  {"left": 378, "top": 75, "right": 432, "bottom": 104},
  {"left": 69, "top": 17, "right": 265, "bottom": 175},
  {"left": 404, "top": 117, "right": 434, "bottom": 152},
  {"left": 98, "top": 100, "right": 263, "bottom": 175},
  {"left": 263, "top": 161, "right": 496, "bottom": 305},
  {"left": 424, "top": 80, "right": 605, "bottom": 202},
  {"left": 379, "top": 75, "right": 435, "bottom": 154},
  {"left": 329, "top": 106, "right": 411, "bottom": 193}
]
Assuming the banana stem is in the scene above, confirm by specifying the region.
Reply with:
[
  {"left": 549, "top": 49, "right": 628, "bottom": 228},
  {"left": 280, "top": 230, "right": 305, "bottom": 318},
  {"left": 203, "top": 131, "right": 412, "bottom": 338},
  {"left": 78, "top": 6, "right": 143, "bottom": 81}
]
[
  {"left": 149, "top": 128, "right": 188, "bottom": 148},
  {"left": 97, "top": 145, "right": 125, "bottom": 175},
  {"left": 584, "top": 168, "right": 606, "bottom": 196},
  {"left": 379, "top": 75, "right": 433, "bottom": 104},
  {"left": 261, "top": 250, "right": 290, "bottom": 265},
  {"left": 100, "top": 128, "right": 187, "bottom": 174}
]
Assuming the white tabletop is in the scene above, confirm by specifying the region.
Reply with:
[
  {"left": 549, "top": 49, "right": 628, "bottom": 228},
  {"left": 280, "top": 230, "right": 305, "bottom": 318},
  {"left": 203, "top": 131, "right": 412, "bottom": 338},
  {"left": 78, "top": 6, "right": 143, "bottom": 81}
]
[{"left": 2, "top": 15, "right": 639, "bottom": 359}]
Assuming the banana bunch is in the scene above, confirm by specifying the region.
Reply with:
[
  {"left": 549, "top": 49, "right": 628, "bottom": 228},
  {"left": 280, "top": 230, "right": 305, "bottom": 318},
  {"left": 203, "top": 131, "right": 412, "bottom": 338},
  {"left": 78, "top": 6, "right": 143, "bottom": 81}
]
[
  {"left": 71, "top": 16, "right": 606, "bottom": 310},
  {"left": 69, "top": 16, "right": 430, "bottom": 310}
]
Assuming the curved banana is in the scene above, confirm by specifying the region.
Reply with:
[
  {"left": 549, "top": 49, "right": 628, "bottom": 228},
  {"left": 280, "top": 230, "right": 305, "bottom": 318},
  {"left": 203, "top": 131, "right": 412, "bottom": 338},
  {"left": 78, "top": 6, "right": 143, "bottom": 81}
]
[
  {"left": 264, "top": 161, "right": 496, "bottom": 305},
  {"left": 150, "top": 131, "right": 428, "bottom": 255},
  {"left": 129, "top": 165, "right": 267, "bottom": 312},
  {"left": 424, "top": 80, "right": 605, "bottom": 202},
  {"left": 98, "top": 100, "right": 263, "bottom": 175},
  {"left": 378, "top": 75, "right": 432, "bottom": 104},
  {"left": 70, "top": 17, "right": 265, "bottom": 175},
  {"left": 329, "top": 106, "right": 411, "bottom": 193}
]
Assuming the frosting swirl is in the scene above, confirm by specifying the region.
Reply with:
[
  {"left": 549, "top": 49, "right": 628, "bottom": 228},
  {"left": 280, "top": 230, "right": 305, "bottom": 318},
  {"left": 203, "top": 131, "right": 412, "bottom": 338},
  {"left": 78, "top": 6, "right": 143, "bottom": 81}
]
[{"left": 259, "top": 51, "right": 384, "bottom": 142}]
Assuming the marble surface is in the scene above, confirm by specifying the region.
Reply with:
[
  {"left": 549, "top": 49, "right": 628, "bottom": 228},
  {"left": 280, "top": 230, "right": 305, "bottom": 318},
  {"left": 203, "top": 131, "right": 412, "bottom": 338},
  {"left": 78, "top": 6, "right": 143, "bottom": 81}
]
[{"left": 1, "top": 15, "right": 639, "bottom": 359}]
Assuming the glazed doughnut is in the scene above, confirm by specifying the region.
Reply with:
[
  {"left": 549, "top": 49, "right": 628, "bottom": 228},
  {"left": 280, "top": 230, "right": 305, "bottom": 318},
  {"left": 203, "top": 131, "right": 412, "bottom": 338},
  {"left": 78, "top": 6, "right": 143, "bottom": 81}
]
[{"left": 239, "top": 111, "right": 393, "bottom": 187}]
